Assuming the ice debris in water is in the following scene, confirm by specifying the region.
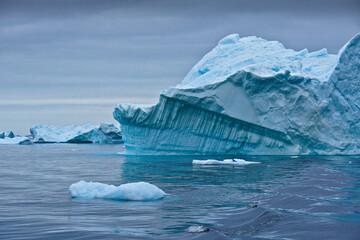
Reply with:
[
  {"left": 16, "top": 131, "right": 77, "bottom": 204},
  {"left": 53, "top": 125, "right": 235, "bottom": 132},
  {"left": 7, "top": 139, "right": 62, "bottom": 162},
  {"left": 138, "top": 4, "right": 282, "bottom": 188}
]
[
  {"left": 192, "top": 159, "right": 260, "bottom": 165},
  {"left": 187, "top": 225, "right": 210, "bottom": 233},
  {"left": 114, "top": 33, "right": 360, "bottom": 155},
  {"left": 69, "top": 180, "right": 166, "bottom": 201}
]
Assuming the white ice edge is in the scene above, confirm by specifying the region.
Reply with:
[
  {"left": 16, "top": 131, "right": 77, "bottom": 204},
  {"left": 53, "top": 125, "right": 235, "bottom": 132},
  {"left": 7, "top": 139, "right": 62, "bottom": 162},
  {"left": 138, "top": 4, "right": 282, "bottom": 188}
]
[
  {"left": 69, "top": 180, "right": 166, "bottom": 201},
  {"left": 192, "top": 159, "right": 261, "bottom": 165}
]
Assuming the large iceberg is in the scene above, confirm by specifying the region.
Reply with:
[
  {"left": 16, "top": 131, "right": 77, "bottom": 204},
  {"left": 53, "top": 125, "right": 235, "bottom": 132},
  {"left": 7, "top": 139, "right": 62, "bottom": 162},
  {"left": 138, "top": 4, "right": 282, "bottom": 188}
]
[
  {"left": 30, "top": 123, "right": 122, "bottom": 144},
  {"left": 114, "top": 33, "right": 360, "bottom": 155}
]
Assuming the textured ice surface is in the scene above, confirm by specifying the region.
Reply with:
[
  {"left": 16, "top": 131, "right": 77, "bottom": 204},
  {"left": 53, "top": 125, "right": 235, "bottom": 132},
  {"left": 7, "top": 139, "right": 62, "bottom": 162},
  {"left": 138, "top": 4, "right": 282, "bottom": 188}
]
[
  {"left": 0, "top": 136, "right": 32, "bottom": 145},
  {"left": 30, "top": 123, "right": 122, "bottom": 143},
  {"left": 0, "top": 130, "right": 15, "bottom": 139},
  {"left": 193, "top": 159, "right": 260, "bottom": 165},
  {"left": 114, "top": 33, "right": 360, "bottom": 155},
  {"left": 0, "top": 130, "right": 32, "bottom": 145},
  {"left": 69, "top": 180, "right": 166, "bottom": 201}
]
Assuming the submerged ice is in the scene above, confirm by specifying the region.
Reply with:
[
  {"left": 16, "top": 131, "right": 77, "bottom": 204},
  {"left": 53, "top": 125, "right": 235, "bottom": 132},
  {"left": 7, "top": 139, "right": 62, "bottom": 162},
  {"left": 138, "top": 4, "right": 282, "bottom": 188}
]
[
  {"left": 69, "top": 180, "right": 166, "bottom": 201},
  {"left": 30, "top": 123, "right": 122, "bottom": 144},
  {"left": 114, "top": 33, "right": 360, "bottom": 155}
]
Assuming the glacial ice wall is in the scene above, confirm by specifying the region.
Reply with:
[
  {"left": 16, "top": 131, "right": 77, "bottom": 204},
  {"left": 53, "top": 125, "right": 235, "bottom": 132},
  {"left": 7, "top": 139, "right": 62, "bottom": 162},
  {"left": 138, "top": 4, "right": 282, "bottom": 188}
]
[{"left": 114, "top": 33, "right": 360, "bottom": 155}]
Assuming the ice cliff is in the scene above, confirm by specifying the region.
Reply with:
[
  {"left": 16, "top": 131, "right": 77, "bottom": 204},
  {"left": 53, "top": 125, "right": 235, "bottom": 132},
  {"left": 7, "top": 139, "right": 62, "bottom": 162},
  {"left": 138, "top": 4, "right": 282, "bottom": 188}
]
[
  {"left": 114, "top": 33, "right": 360, "bottom": 155},
  {"left": 30, "top": 123, "right": 122, "bottom": 143}
]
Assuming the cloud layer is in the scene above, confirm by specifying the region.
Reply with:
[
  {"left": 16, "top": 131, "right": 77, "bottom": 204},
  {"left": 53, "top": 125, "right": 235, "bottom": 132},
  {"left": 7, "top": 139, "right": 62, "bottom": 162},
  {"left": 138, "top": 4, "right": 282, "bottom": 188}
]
[{"left": 1, "top": 0, "right": 359, "bottom": 134}]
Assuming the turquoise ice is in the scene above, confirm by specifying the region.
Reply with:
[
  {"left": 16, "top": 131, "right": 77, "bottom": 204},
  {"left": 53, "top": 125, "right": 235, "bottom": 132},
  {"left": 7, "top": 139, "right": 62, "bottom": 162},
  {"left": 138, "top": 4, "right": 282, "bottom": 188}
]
[{"left": 114, "top": 33, "right": 360, "bottom": 155}]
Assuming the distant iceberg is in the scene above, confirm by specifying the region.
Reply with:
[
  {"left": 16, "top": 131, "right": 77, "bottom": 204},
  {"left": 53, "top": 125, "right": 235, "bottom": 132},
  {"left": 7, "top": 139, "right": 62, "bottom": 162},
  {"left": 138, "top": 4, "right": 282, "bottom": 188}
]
[
  {"left": 30, "top": 123, "right": 122, "bottom": 144},
  {"left": 0, "top": 130, "right": 32, "bottom": 145},
  {"left": 114, "top": 33, "right": 360, "bottom": 155},
  {"left": 0, "top": 136, "right": 32, "bottom": 145},
  {"left": 69, "top": 180, "right": 166, "bottom": 201},
  {"left": 193, "top": 159, "right": 260, "bottom": 165}
]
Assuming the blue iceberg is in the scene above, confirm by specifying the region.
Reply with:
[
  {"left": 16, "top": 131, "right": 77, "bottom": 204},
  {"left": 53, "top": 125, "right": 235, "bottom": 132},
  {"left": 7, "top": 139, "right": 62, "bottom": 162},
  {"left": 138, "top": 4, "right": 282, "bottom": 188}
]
[
  {"left": 114, "top": 33, "right": 360, "bottom": 155},
  {"left": 0, "top": 130, "right": 32, "bottom": 145}
]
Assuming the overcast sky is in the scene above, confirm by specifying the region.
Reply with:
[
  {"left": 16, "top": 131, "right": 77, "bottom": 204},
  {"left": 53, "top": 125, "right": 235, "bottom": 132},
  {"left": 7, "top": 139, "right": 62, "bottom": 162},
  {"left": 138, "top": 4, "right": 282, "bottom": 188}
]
[{"left": 1, "top": 0, "right": 359, "bottom": 134}]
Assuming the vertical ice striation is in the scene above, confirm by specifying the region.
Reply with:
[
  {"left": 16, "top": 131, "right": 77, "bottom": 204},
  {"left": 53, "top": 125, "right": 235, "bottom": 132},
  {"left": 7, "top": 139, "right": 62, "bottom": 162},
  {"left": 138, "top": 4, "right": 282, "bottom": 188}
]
[
  {"left": 114, "top": 95, "right": 296, "bottom": 155},
  {"left": 114, "top": 33, "right": 360, "bottom": 155}
]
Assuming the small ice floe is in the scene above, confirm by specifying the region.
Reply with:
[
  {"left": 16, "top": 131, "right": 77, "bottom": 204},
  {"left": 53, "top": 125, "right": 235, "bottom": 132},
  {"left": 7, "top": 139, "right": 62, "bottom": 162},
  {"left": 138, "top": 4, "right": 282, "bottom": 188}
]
[
  {"left": 192, "top": 158, "right": 260, "bottom": 165},
  {"left": 69, "top": 180, "right": 166, "bottom": 201},
  {"left": 290, "top": 156, "right": 299, "bottom": 158},
  {"left": 187, "top": 225, "right": 210, "bottom": 233}
]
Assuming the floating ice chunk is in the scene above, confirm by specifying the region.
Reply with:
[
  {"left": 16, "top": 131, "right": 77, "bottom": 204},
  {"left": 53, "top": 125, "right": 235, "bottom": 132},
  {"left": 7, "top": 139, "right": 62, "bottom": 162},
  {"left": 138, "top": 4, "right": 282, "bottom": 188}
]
[
  {"left": 192, "top": 159, "right": 260, "bottom": 165},
  {"left": 187, "top": 225, "right": 210, "bottom": 233},
  {"left": 0, "top": 136, "right": 32, "bottom": 145},
  {"left": 69, "top": 180, "right": 166, "bottom": 201},
  {"left": 0, "top": 130, "right": 32, "bottom": 144}
]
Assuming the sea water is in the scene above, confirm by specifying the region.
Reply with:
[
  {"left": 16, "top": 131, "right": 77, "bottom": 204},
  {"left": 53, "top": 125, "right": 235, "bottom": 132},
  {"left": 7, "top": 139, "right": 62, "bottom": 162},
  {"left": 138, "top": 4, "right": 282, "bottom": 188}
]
[{"left": 0, "top": 144, "right": 359, "bottom": 239}]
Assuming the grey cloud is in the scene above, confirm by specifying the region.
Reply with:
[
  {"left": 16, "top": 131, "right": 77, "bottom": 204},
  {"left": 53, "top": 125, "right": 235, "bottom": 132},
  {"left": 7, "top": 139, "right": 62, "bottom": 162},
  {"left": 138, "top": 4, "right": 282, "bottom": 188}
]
[{"left": 0, "top": 0, "right": 359, "bottom": 134}]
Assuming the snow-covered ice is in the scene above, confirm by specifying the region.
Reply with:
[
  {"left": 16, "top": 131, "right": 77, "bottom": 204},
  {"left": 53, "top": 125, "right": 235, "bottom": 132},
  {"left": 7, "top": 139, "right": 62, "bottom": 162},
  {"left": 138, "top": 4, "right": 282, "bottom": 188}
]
[
  {"left": 193, "top": 159, "right": 260, "bottom": 165},
  {"left": 69, "top": 180, "right": 166, "bottom": 201},
  {"left": 30, "top": 123, "right": 122, "bottom": 143},
  {"left": 0, "top": 136, "right": 32, "bottom": 145},
  {"left": 114, "top": 33, "right": 360, "bottom": 155},
  {"left": 0, "top": 130, "right": 32, "bottom": 145}
]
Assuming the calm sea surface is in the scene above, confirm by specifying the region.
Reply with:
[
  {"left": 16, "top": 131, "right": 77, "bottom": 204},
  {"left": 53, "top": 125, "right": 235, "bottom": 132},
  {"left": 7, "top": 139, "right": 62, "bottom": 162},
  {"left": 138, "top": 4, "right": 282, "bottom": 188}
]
[{"left": 0, "top": 144, "right": 359, "bottom": 239}]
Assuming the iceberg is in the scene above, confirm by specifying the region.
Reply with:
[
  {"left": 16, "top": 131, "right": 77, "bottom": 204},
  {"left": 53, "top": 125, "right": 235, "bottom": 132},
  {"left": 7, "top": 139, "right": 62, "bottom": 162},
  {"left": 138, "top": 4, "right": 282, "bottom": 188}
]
[
  {"left": 0, "top": 136, "right": 32, "bottom": 145},
  {"left": 193, "top": 159, "right": 260, "bottom": 165},
  {"left": 114, "top": 33, "right": 360, "bottom": 155},
  {"left": 30, "top": 123, "right": 122, "bottom": 144},
  {"left": 69, "top": 180, "right": 166, "bottom": 201},
  {"left": 0, "top": 130, "right": 32, "bottom": 145}
]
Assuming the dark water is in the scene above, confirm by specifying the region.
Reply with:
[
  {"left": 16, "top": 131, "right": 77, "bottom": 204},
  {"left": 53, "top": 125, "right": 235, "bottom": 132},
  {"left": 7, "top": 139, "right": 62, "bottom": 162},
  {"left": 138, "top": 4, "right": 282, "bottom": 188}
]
[{"left": 0, "top": 144, "right": 359, "bottom": 240}]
